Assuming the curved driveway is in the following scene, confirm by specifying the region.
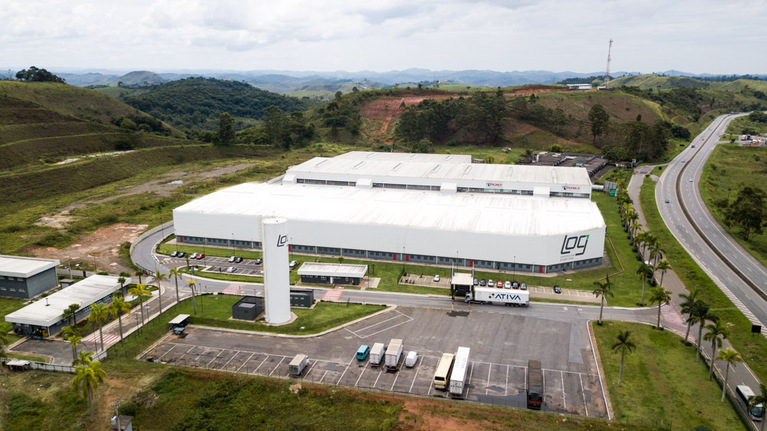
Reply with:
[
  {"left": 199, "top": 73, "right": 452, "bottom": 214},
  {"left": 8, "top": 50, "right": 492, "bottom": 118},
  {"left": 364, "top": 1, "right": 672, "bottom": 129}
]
[{"left": 656, "top": 113, "right": 767, "bottom": 328}]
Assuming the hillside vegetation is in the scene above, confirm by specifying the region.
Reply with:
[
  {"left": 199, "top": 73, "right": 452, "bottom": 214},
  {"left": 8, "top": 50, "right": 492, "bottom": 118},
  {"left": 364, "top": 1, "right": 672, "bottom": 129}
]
[{"left": 110, "top": 77, "right": 312, "bottom": 132}]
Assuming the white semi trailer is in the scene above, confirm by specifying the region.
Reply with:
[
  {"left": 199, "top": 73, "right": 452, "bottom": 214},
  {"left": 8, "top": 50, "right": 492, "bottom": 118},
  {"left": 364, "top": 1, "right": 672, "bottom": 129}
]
[
  {"left": 385, "top": 339, "right": 404, "bottom": 371},
  {"left": 449, "top": 346, "right": 471, "bottom": 397},
  {"left": 369, "top": 342, "right": 386, "bottom": 367},
  {"left": 465, "top": 287, "right": 529, "bottom": 307}
]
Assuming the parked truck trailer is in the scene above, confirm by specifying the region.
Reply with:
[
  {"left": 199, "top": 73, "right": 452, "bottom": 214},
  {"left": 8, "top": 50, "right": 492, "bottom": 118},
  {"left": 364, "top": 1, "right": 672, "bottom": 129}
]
[
  {"left": 369, "top": 342, "right": 386, "bottom": 367},
  {"left": 449, "top": 346, "right": 471, "bottom": 397},
  {"left": 289, "top": 354, "right": 309, "bottom": 376},
  {"left": 527, "top": 359, "right": 543, "bottom": 410},
  {"left": 465, "top": 287, "right": 529, "bottom": 307},
  {"left": 385, "top": 339, "right": 404, "bottom": 371}
]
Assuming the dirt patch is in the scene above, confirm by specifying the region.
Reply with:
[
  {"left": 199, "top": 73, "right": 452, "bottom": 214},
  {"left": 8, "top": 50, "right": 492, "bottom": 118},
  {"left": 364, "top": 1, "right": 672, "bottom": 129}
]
[
  {"left": 29, "top": 222, "right": 147, "bottom": 274},
  {"left": 360, "top": 95, "right": 456, "bottom": 144},
  {"left": 397, "top": 398, "right": 491, "bottom": 431},
  {"left": 504, "top": 88, "right": 558, "bottom": 97}
]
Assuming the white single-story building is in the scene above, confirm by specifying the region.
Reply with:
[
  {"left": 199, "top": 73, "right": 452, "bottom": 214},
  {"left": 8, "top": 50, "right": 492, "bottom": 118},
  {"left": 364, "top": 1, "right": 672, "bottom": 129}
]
[{"left": 0, "top": 255, "right": 60, "bottom": 298}]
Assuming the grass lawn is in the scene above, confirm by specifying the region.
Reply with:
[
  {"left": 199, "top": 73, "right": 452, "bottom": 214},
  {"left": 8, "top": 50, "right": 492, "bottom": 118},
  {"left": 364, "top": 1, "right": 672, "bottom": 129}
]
[
  {"left": 594, "top": 321, "right": 746, "bottom": 430},
  {"left": 640, "top": 171, "right": 767, "bottom": 384},
  {"left": 1, "top": 297, "right": 28, "bottom": 344}
]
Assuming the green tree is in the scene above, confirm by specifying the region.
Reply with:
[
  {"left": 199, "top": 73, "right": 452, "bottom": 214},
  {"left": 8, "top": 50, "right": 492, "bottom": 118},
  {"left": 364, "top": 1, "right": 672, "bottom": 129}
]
[
  {"left": 154, "top": 270, "right": 167, "bottom": 315},
  {"left": 71, "top": 356, "right": 106, "bottom": 420},
  {"left": 187, "top": 279, "right": 198, "bottom": 315},
  {"left": 592, "top": 277, "right": 613, "bottom": 324},
  {"left": 636, "top": 263, "right": 654, "bottom": 305},
  {"left": 656, "top": 260, "right": 671, "bottom": 287},
  {"left": 88, "top": 303, "right": 109, "bottom": 352},
  {"left": 703, "top": 319, "right": 729, "bottom": 381},
  {"left": 109, "top": 295, "right": 131, "bottom": 343},
  {"left": 726, "top": 186, "right": 767, "bottom": 240},
  {"left": 715, "top": 347, "right": 742, "bottom": 401},
  {"left": 15, "top": 66, "right": 65, "bottom": 83},
  {"left": 649, "top": 287, "right": 671, "bottom": 329},
  {"left": 72, "top": 350, "right": 94, "bottom": 367},
  {"left": 117, "top": 276, "right": 126, "bottom": 295},
  {"left": 748, "top": 383, "right": 767, "bottom": 431},
  {"left": 611, "top": 330, "right": 636, "bottom": 387},
  {"left": 693, "top": 301, "right": 715, "bottom": 362},
  {"left": 135, "top": 269, "right": 145, "bottom": 284},
  {"left": 62, "top": 303, "right": 81, "bottom": 326},
  {"left": 215, "top": 112, "right": 235, "bottom": 146},
  {"left": 169, "top": 267, "right": 183, "bottom": 304},
  {"left": 587, "top": 103, "right": 609, "bottom": 144},
  {"left": 62, "top": 326, "right": 81, "bottom": 362},
  {"left": 679, "top": 289, "right": 700, "bottom": 343},
  {"left": 128, "top": 283, "right": 151, "bottom": 326},
  {"left": 0, "top": 322, "right": 11, "bottom": 357}
]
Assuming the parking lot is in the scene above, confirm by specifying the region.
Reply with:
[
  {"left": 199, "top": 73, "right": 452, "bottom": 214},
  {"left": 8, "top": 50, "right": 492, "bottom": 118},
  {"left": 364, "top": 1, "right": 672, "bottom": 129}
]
[
  {"left": 141, "top": 306, "right": 608, "bottom": 418},
  {"left": 161, "top": 254, "right": 266, "bottom": 276}
]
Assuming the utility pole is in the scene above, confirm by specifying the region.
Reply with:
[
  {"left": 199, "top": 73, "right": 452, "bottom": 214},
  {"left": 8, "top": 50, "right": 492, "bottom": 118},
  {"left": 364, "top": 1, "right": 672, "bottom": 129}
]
[{"left": 604, "top": 39, "right": 613, "bottom": 89}]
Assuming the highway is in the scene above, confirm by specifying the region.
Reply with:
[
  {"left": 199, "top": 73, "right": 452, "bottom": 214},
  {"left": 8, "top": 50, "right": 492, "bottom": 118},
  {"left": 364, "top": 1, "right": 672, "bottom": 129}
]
[{"left": 656, "top": 113, "right": 767, "bottom": 329}]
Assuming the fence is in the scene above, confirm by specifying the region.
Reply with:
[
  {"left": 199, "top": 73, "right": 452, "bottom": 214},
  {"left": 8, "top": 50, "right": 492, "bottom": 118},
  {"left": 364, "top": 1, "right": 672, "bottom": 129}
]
[{"left": 1, "top": 349, "right": 106, "bottom": 374}]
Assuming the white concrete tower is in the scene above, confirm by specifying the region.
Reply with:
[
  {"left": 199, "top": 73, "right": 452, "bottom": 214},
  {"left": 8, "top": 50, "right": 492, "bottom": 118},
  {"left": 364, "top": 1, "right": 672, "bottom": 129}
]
[{"left": 262, "top": 218, "right": 291, "bottom": 324}]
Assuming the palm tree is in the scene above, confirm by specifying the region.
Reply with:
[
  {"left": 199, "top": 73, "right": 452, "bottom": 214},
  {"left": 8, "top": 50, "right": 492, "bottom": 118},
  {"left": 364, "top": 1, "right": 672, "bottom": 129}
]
[
  {"left": 629, "top": 219, "right": 641, "bottom": 241},
  {"left": 72, "top": 357, "right": 107, "bottom": 420},
  {"left": 135, "top": 269, "right": 146, "bottom": 284},
  {"left": 637, "top": 263, "right": 654, "bottom": 305},
  {"left": 649, "top": 287, "right": 672, "bottom": 329},
  {"left": 187, "top": 279, "right": 198, "bottom": 315},
  {"left": 611, "top": 330, "right": 636, "bottom": 387},
  {"left": 62, "top": 325, "right": 81, "bottom": 362},
  {"left": 169, "top": 267, "right": 183, "bottom": 304},
  {"left": 109, "top": 294, "right": 131, "bottom": 343},
  {"left": 641, "top": 233, "right": 657, "bottom": 258},
  {"left": 715, "top": 347, "right": 742, "bottom": 401},
  {"left": 679, "top": 290, "right": 700, "bottom": 343},
  {"left": 72, "top": 350, "right": 94, "bottom": 367},
  {"left": 0, "top": 322, "right": 11, "bottom": 357},
  {"left": 62, "top": 303, "right": 81, "bottom": 327},
  {"left": 592, "top": 277, "right": 613, "bottom": 325},
  {"left": 693, "top": 301, "right": 715, "bottom": 362},
  {"left": 88, "top": 303, "right": 109, "bottom": 352},
  {"left": 128, "top": 283, "right": 151, "bottom": 326},
  {"left": 649, "top": 240, "right": 665, "bottom": 267},
  {"left": 748, "top": 383, "right": 767, "bottom": 431},
  {"left": 154, "top": 270, "right": 167, "bottom": 315},
  {"left": 635, "top": 230, "right": 648, "bottom": 253},
  {"left": 117, "top": 276, "right": 126, "bottom": 295},
  {"left": 656, "top": 260, "right": 671, "bottom": 287},
  {"left": 703, "top": 319, "right": 729, "bottom": 381}
]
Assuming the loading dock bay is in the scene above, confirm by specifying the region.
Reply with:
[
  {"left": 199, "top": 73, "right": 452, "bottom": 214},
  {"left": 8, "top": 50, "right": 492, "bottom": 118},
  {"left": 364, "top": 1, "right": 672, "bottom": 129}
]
[{"left": 140, "top": 306, "right": 607, "bottom": 418}]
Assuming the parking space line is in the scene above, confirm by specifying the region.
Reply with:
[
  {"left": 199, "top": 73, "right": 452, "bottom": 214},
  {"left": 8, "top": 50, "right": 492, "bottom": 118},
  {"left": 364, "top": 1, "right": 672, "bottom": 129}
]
[
  {"left": 300, "top": 359, "right": 318, "bottom": 379},
  {"left": 505, "top": 365, "right": 509, "bottom": 396},
  {"left": 409, "top": 359, "right": 421, "bottom": 393},
  {"left": 561, "top": 371, "right": 567, "bottom": 410},
  {"left": 354, "top": 363, "right": 367, "bottom": 387},
  {"left": 579, "top": 373, "right": 589, "bottom": 417},
  {"left": 390, "top": 372, "right": 399, "bottom": 391},
  {"left": 158, "top": 344, "right": 176, "bottom": 361},
  {"left": 236, "top": 352, "right": 255, "bottom": 373},
  {"left": 336, "top": 356, "right": 356, "bottom": 385},
  {"left": 269, "top": 357, "right": 285, "bottom": 376},
  {"left": 254, "top": 355, "right": 270, "bottom": 374},
  {"left": 222, "top": 351, "right": 239, "bottom": 370},
  {"left": 206, "top": 349, "right": 225, "bottom": 368},
  {"left": 373, "top": 369, "right": 383, "bottom": 387},
  {"left": 465, "top": 361, "right": 474, "bottom": 398},
  {"left": 319, "top": 370, "right": 328, "bottom": 383},
  {"left": 485, "top": 364, "right": 492, "bottom": 395},
  {"left": 185, "top": 345, "right": 195, "bottom": 354}
]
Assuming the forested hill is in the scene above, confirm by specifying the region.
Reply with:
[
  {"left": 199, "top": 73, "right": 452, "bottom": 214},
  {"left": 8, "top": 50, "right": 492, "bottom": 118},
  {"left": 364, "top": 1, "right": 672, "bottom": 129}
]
[{"left": 117, "top": 77, "right": 311, "bottom": 132}]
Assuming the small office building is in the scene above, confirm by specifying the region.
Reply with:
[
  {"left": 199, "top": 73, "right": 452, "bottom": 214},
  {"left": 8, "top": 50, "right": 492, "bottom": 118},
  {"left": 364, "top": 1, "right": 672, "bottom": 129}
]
[
  {"left": 232, "top": 296, "right": 265, "bottom": 321},
  {"left": 0, "top": 255, "right": 60, "bottom": 298},
  {"left": 297, "top": 262, "right": 368, "bottom": 286},
  {"left": 289, "top": 289, "right": 315, "bottom": 308},
  {"left": 4, "top": 275, "right": 120, "bottom": 337}
]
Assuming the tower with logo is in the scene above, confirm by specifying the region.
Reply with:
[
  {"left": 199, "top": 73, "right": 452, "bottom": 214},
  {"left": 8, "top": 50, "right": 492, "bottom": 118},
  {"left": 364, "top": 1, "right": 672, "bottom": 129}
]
[{"left": 262, "top": 218, "right": 291, "bottom": 324}]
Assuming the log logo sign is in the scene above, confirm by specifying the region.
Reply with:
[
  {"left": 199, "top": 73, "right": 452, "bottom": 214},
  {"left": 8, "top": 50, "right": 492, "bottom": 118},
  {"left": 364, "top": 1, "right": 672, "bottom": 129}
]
[{"left": 560, "top": 234, "right": 589, "bottom": 256}]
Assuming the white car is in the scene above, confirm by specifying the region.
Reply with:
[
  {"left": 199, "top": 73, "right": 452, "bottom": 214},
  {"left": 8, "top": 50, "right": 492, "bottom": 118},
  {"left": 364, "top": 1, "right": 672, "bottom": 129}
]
[
  {"left": 433, "top": 274, "right": 440, "bottom": 282},
  {"left": 229, "top": 256, "right": 236, "bottom": 263},
  {"left": 189, "top": 253, "right": 198, "bottom": 259},
  {"left": 289, "top": 260, "right": 298, "bottom": 269},
  {"left": 504, "top": 281, "right": 511, "bottom": 289},
  {"left": 226, "top": 266, "right": 236, "bottom": 273}
]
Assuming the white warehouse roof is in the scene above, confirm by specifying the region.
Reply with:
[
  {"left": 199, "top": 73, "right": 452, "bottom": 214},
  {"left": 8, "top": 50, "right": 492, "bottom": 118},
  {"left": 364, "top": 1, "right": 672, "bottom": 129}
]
[
  {"left": 0, "top": 255, "right": 59, "bottom": 278},
  {"left": 174, "top": 183, "right": 604, "bottom": 237},
  {"left": 297, "top": 262, "right": 368, "bottom": 278},
  {"left": 333, "top": 151, "right": 471, "bottom": 164},
  {"left": 5, "top": 275, "right": 120, "bottom": 327}
]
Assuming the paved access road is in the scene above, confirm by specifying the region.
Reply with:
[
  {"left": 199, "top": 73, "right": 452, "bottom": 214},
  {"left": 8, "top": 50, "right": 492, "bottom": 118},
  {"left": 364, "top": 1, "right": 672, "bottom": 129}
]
[{"left": 656, "top": 113, "right": 767, "bottom": 328}]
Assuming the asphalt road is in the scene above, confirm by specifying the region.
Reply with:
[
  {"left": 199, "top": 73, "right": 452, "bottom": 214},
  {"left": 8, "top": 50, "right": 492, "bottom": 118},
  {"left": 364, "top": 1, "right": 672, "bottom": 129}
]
[{"left": 656, "top": 113, "right": 767, "bottom": 328}]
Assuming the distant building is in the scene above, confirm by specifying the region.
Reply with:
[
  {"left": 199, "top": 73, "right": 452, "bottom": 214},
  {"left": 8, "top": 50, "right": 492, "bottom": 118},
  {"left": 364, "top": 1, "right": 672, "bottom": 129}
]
[
  {"left": 0, "top": 255, "right": 60, "bottom": 298},
  {"left": 566, "top": 84, "right": 593, "bottom": 91}
]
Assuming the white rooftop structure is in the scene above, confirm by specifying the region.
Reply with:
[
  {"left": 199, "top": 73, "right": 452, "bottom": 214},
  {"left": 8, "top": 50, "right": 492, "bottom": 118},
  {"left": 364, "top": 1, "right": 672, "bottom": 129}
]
[
  {"left": 0, "top": 255, "right": 59, "bottom": 278},
  {"left": 297, "top": 262, "right": 368, "bottom": 278},
  {"left": 5, "top": 275, "right": 120, "bottom": 328},
  {"left": 284, "top": 152, "right": 592, "bottom": 198},
  {"left": 175, "top": 182, "right": 603, "bottom": 239},
  {"left": 451, "top": 273, "right": 474, "bottom": 286}
]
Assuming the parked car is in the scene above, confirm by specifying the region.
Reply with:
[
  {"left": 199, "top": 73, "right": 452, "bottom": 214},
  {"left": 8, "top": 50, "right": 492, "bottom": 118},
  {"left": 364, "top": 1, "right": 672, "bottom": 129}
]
[
  {"left": 433, "top": 274, "right": 440, "bottom": 282},
  {"left": 196, "top": 253, "right": 205, "bottom": 260},
  {"left": 473, "top": 278, "right": 479, "bottom": 286},
  {"left": 177, "top": 251, "right": 186, "bottom": 258},
  {"left": 289, "top": 260, "right": 298, "bottom": 269},
  {"left": 488, "top": 279, "right": 494, "bottom": 287},
  {"left": 255, "top": 258, "right": 262, "bottom": 264},
  {"left": 504, "top": 281, "right": 511, "bottom": 289},
  {"left": 229, "top": 256, "right": 236, "bottom": 263},
  {"left": 479, "top": 279, "right": 486, "bottom": 286},
  {"left": 235, "top": 256, "right": 243, "bottom": 263},
  {"left": 226, "top": 266, "right": 236, "bottom": 273},
  {"left": 512, "top": 281, "right": 519, "bottom": 289},
  {"left": 520, "top": 282, "right": 527, "bottom": 290},
  {"left": 356, "top": 344, "right": 370, "bottom": 360},
  {"left": 554, "top": 285, "right": 562, "bottom": 294},
  {"left": 496, "top": 280, "right": 503, "bottom": 288},
  {"left": 170, "top": 251, "right": 179, "bottom": 257},
  {"left": 189, "top": 253, "right": 198, "bottom": 259}
]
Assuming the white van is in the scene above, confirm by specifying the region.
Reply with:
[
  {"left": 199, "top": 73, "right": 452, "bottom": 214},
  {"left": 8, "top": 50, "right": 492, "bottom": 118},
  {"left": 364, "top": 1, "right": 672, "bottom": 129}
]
[{"left": 405, "top": 351, "right": 418, "bottom": 368}]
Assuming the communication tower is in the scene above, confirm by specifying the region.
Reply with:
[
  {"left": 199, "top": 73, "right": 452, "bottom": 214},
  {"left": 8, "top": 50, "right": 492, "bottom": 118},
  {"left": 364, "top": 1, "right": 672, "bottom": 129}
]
[{"left": 604, "top": 39, "right": 613, "bottom": 89}]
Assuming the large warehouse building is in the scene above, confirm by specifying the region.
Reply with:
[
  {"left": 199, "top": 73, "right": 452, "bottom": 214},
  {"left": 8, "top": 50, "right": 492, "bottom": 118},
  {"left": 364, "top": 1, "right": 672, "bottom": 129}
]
[{"left": 172, "top": 152, "right": 606, "bottom": 274}]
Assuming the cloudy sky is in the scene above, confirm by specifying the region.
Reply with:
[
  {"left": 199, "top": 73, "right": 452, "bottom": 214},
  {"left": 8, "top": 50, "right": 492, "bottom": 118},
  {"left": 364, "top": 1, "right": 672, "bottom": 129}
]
[{"left": 2, "top": 0, "right": 765, "bottom": 74}]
